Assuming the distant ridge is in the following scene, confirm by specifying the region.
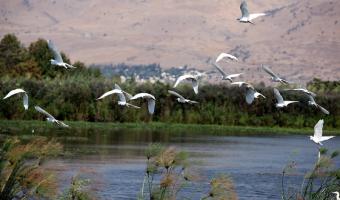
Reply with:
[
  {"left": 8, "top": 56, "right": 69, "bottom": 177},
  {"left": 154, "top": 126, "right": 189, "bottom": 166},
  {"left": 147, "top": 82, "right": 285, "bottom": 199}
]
[{"left": 0, "top": 0, "right": 339, "bottom": 83}]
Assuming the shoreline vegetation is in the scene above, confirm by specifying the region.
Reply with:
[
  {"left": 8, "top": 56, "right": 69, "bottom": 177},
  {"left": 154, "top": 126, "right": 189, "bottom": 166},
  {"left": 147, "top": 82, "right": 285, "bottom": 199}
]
[
  {"left": 1, "top": 120, "right": 339, "bottom": 136},
  {"left": 0, "top": 34, "right": 339, "bottom": 131}
]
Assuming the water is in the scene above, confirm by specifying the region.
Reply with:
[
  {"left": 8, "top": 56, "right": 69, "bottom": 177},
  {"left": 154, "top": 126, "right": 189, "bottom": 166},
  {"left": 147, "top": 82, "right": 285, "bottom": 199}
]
[{"left": 1, "top": 127, "right": 339, "bottom": 199}]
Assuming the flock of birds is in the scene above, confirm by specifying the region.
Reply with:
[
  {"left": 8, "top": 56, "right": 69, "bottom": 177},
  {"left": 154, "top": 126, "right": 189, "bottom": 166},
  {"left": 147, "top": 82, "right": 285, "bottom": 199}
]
[{"left": 1, "top": 1, "right": 338, "bottom": 196}]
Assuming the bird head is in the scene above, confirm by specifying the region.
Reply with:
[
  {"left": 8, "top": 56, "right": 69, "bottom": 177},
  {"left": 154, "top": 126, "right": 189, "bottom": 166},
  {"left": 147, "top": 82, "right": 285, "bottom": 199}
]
[{"left": 309, "top": 136, "right": 314, "bottom": 141}]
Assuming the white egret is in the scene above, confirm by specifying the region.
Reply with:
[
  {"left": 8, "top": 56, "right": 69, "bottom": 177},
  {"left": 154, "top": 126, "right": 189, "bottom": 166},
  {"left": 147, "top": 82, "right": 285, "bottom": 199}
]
[
  {"left": 231, "top": 82, "right": 265, "bottom": 104},
  {"left": 168, "top": 90, "right": 198, "bottom": 104},
  {"left": 213, "top": 63, "right": 243, "bottom": 82},
  {"left": 130, "top": 93, "right": 156, "bottom": 114},
  {"left": 307, "top": 95, "right": 329, "bottom": 115},
  {"left": 237, "top": 0, "right": 266, "bottom": 24},
  {"left": 216, "top": 53, "right": 238, "bottom": 63},
  {"left": 3, "top": 88, "right": 29, "bottom": 110},
  {"left": 273, "top": 88, "right": 298, "bottom": 108},
  {"left": 47, "top": 40, "right": 75, "bottom": 69},
  {"left": 333, "top": 192, "right": 340, "bottom": 200},
  {"left": 97, "top": 88, "right": 140, "bottom": 109},
  {"left": 35, "top": 106, "right": 69, "bottom": 127},
  {"left": 262, "top": 65, "right": 290, "bottom": 84},
  {"left": 310, "top": 119, "right": 334, "bottom": 145},
  {"left": 174, "top": 74, "right": 199, "bottom": 94}
]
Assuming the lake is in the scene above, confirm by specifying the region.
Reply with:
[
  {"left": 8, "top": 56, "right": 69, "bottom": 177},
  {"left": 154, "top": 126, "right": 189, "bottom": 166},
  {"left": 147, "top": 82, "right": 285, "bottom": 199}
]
[{"left": 1, "top": 126, "right": 339, "bottom": 200}]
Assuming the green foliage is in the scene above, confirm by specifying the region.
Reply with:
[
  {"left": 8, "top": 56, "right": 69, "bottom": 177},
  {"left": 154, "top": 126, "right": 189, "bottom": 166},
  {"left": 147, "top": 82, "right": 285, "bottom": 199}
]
[
  {"left": 0, "top": 78, "right": 339, "bottom": 128},
  {"left": 59, "top": 177, "right": 93, "bottom": 200}
]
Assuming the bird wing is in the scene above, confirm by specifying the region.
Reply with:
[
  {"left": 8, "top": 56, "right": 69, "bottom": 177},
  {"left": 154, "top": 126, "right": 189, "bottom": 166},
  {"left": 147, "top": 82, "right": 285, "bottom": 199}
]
[
  {"left": 319, "top": 136, "right": 335, "bottom": 142},
  {"left": 249, "top": 13, "right": 266, "bottom": 21},
  {"left": 192, "top": 78, "right": 199, "bottom": 94},
  {"left": 35, "top": 106, "right": 56, "bottom": 120},
  {"left": 314, "top": 119, "right": 324, "bottom": 138},
  {"left": 317, "top": 104, "right": 330, "bottom": 115},
  {"left": 123, "top": 91, "right": 133, "bottom": 100},
  {"left": 3, "top": 88, "right": 26, "bottom": 99},
  {"left": 173, "top": 74, "right": 197, "bottom": 88},
  {"left": 273, "top": 88, "right": 284, "bottom": 104},
  {"left": 245, "top": 88, "right": 255, "bottom": 104},
  {"left": 56, "top": 120, "right": 69, "bottom": 128},
  {"left": 147, "top": 99, "right": 155, "bottom": 114},
  {"left": 227, "top": 73, "right": 243, "bottom": 79},
  {"left": 23, "top": 93, "right": 28, "bottom": 110},
  {"left": 114, "top": 83, "right": 122, "bottom": 90},
  {"left": 47, "top": 40, "right": 63, "bottom": 63},
  {"left": 254, "top": 91, "right": 266, "bottom": 99},
  {"left": 308, "top": 94, "right": 316, "bottom": 104},
  {"left": 65, "top": 63, "right": 76, "bottom": 69},
  {"left": 97, "top": 89, "right": 123, "bottom": 100},
  {"left": 126, "top": 103, "right": 141, "bottom": 109},
  {"left": 262, "top": 65, "right": 279, "bottom": 78},
  {"left": 216, "top": 53, "right": 238, "bottom": 63},
  {"left": 131, "top": 93, "right": 155, "bottom": 100},
  {"left": 231, "top": 81, "right": 247, "bottom": 87},
  {"left": 168, "top": 90, "right": 185, "bottom": 100},
  {"left": 114, "top": 84, "right": 126, "bottom": 102},
  {"left": 115, "top": 83, "right": 133, "bottom": 100},
  {"left": 284, "top": 101, "right": 298, "bottom": 106},
  {"left": 117, "top": 91, "right": 126, "bottom": 103},
  {"left": 188, "top": 100, "right": 199, "bottom": 104},
  {"left": 213, "top": 63, "right": 227, "bottom": 77},
  {"left": 240, "top": 0, "right": 249, "bottom": 18}
]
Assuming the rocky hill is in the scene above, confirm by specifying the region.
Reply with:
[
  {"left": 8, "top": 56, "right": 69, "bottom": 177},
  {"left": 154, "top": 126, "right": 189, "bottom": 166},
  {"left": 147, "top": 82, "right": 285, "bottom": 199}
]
[{"left": 0, "top": 0, "right": 339, "bottom": 83}]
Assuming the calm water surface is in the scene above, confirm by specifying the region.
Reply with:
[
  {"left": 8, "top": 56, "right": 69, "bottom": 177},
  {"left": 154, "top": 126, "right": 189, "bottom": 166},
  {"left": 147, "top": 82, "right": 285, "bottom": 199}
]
[{"left": 2, "top": 127, "right": 339, "bottom": 200}]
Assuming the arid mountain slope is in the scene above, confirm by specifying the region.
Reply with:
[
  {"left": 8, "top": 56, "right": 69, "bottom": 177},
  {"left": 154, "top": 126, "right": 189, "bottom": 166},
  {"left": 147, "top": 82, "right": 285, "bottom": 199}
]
[{"left": 0, "top": 0, "right": 339, "bottom": 82}]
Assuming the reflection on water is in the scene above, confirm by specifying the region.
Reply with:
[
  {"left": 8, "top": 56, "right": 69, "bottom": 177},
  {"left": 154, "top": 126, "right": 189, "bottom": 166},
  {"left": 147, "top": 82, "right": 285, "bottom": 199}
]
[{"left": 1, "top": 126, "right": 339, "bottom": 200}]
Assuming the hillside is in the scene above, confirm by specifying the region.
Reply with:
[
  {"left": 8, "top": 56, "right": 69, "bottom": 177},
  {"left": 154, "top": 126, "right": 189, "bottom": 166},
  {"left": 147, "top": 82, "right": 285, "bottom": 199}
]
[{"left": 0, "top": 0, "right": 339, "bottom": 83}]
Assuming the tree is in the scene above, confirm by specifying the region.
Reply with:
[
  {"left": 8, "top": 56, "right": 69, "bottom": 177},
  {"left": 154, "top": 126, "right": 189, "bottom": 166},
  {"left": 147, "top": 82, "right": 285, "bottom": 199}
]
[{"left": 0, "top": 34, "right": 29, "bottom": 76}]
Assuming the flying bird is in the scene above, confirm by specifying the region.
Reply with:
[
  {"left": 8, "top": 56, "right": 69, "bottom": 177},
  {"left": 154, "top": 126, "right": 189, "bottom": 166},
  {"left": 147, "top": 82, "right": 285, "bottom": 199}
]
[
  {"left": 237, "top": 0, "right": 266, "bottom": 24},
  {"left": 310, "top": 119, "right": 334, "bottom": 145},
  {"left": 168, "top": 90, "right": 198, "bottom": 104},
  {"left": 213, "top": 63, "right": 243, "bottom": 82},
  {"left": 262, "top": 65, "right": 290, "bottom": 84},
  {"left": 97, "top": 88, "right": 140, "bottom": 109},
  {"left": 3, "top": 88, "right": 28, "bottom": 110},
  {"left": 216, "top": 53, "right": 238, "bottom": 63},
  {"left": 285, "top": 88, "right": 316, "bottom": 97},
  {"left": 174, "top": 74, "right": 199, "bottom": 94},
  {"left": 307, "top": 94, "right": 329, "bottom": 115},
  {"left": 47, "top": 40, "right": 76, "bottom": 69},
  {"left": 273, "top": 88, "right": 298, "bottom": 108},
  {"left": 231, "top": 82, "right": 266, "bottom": 104},
  {"left": 35, "top": 106, "right": 69, "bottom": 127},
  {"left": 130, "top": 93, "right": 156, "bottom": 114}
]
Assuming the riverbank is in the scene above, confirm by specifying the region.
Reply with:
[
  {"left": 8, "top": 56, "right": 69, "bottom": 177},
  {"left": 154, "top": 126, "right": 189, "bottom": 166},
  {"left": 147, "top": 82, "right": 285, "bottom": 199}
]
[{"left": 0, "top": 120, "right": 339, "bottom": 136}]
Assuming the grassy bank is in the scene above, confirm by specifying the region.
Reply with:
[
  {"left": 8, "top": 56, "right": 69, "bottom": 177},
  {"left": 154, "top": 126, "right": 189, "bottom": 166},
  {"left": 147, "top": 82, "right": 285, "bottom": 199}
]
[{"left": 0, "top": 120, "right": 339, "bottom": 136}]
